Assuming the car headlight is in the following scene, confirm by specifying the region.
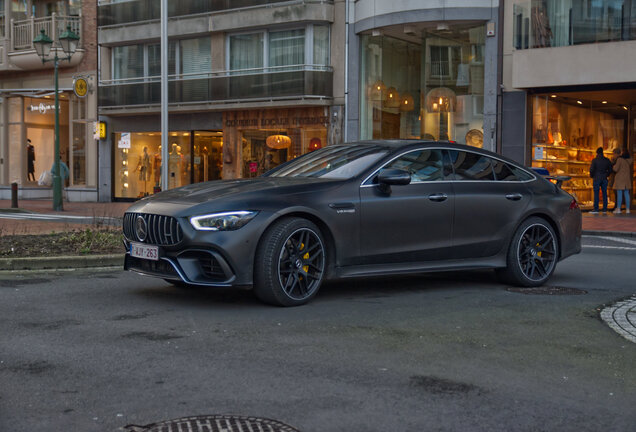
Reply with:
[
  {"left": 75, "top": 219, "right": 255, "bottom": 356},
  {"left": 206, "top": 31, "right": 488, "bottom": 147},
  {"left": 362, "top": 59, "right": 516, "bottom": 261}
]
[{"left": 190, "top": 211, "right": 258, "bottom": 231}]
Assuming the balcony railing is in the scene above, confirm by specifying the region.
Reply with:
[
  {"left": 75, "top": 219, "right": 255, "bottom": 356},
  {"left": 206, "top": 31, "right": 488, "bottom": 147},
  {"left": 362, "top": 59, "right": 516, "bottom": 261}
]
[
  {"left": 99, "top": 65, "right": 333, "bottom": 108},
  {"left": 98, "top": 0, "right": 333, "bottom": 27},
  {"left": 11, "top": 14, "right": 82, "bottom": 51}
]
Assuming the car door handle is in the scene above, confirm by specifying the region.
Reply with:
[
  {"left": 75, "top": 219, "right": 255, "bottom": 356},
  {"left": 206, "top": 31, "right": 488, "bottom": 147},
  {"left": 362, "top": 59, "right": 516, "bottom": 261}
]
[
  {"left": 428, "top": 193, "right": 448, "bottom": 202},
  {"left": 505, "top": 193, "right": 523, "bottom": 201}
]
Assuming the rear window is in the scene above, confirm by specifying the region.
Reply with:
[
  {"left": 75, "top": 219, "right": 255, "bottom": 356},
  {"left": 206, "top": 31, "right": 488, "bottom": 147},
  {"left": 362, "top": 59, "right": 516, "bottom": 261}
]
[{"left": 492, "top": 159, "right": 534, "bottom": 181}]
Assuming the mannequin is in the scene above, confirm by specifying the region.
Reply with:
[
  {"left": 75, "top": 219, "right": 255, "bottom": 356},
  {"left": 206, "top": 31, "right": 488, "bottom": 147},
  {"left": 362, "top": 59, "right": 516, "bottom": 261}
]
[
  {"left": 169, "top": 143, "right": 183, "bottom": 189},
  {"left": 154, "top": 144, "right": 162, "bottom": 186},
  {"left": 135, "top": 146, "right": 152, "bottom": 196}
]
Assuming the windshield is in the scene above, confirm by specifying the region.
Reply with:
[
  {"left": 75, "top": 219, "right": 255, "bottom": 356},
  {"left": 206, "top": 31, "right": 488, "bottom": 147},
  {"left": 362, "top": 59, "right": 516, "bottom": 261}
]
[{"left": 266, "top": 145, "right": 388, "bottom": 179}]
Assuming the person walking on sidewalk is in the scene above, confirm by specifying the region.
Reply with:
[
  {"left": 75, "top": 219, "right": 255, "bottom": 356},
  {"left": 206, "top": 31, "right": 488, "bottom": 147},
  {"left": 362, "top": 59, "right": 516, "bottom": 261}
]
[
  {"left": 589, "top": 147, "right": 613, "bottom": 214},
  {"left": 613, "top": 149, "right": 633, "bottom": 214}
]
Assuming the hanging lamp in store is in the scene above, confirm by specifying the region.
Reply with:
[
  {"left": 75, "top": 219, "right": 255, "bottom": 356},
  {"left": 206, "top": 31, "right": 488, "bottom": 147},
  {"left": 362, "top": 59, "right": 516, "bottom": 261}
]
[
  {"left": 400, "top": 93, "right": 415, "bottom": 112},
  {"left": 266, "top": 134, "right": 292, "bottom": 149},
  {"left": 425, "top": 87, "right": 456, "bottom": 112},
  {"left": 385, "top": 86, "right": 400, "bottom": 108},
  {"left": 369, "top": 79, "right": 386, "bottom": 101},
  {"left": 309, "top": 137, "right": 322, "bottom": 151}
]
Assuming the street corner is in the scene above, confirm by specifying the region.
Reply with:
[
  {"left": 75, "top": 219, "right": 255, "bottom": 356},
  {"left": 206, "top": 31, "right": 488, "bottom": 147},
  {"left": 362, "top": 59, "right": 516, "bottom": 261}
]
[{"left": 600, "top": 295, "right": 636, "bottom": 344}]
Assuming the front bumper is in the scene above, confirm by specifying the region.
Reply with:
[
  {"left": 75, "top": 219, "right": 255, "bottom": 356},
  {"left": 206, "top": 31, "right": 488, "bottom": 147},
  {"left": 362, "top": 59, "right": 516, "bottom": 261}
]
[{"left": 123, "top": 245, "right": 237, "bottom": 287}]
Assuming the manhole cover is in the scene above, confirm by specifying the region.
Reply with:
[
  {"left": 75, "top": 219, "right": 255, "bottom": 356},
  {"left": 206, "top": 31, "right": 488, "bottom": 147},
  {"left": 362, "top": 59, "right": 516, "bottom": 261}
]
[
  {"left": 506, "top": 286, "right": 587, "bottom": 295},
  {"left": 125, "top": 415, "right": 301, "bottom": 432}
]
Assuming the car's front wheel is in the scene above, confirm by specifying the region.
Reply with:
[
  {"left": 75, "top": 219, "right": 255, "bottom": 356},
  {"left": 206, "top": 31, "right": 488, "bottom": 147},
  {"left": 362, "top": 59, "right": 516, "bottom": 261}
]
[
  {"left": 254, "top": 217, "right": 326, "bottom": 306},
  {"left": 497, "top": 217, "right": 559, "bottom": 287}
]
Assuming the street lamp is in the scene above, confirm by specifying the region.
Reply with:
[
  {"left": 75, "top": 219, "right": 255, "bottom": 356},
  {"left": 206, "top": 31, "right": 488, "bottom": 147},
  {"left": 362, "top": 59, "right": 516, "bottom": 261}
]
[{"left": 33, "top": 26, "right": 80, "bottom": 211}]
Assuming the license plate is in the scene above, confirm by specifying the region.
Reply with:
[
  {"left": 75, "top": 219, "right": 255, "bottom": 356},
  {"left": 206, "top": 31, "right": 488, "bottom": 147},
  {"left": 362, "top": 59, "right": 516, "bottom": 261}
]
[{"left": 130, "top": 242, "right": 159, "bottom": 261}]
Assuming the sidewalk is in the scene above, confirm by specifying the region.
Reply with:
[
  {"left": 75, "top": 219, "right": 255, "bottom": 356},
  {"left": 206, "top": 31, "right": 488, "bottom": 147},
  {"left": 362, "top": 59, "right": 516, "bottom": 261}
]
[
  {"left": 1, "top": 199, "right": 635, "bottom": 236},
  {"left": 0, "top": 199, "right": 131, "bottom": 234}
]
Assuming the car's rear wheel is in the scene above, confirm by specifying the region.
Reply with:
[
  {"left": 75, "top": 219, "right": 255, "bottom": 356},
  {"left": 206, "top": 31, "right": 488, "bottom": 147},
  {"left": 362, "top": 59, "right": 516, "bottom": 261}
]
[
  {"left": 254, "top": 217, "right": 326, "bottom": 306},
  {"left": 496, "top": 217, "right": 559, "bottom": 287}
]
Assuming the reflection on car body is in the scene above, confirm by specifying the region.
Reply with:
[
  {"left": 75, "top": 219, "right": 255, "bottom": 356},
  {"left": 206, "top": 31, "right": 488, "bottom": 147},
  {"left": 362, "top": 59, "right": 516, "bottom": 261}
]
[{"left": 123, "top": 140, "right": 582, "bottom": 306}]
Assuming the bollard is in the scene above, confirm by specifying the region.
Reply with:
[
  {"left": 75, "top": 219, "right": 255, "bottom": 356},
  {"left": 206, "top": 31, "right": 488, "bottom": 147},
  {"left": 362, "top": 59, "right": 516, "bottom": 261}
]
[{"left": 11, "top": 182, "right": 18, "bottom": 208}]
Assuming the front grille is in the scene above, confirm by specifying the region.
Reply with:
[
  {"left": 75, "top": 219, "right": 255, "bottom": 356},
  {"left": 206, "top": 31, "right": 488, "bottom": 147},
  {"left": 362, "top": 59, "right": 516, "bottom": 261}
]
[
  {"left": 126, "top": 256, "right": 180, "bottom": 278},
  {"left": 123, "top": 212, "right": 183, "bottom": 246}
]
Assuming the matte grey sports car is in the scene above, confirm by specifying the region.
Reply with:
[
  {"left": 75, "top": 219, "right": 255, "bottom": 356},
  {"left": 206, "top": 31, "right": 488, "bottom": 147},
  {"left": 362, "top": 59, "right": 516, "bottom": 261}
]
[{"left": 123, "top": 140, "right": 581, "bottom": 306}]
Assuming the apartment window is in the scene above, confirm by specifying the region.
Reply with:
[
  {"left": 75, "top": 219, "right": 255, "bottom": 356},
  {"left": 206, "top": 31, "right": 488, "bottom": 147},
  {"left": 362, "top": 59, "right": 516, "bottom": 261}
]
[
  {"left": 228, "top": 24, "right": 330, "bottom": 71},
  {"left": 313, "top": 25, "right": 330, "bottom": 65},
  {"left": 229, "top": 33, "right": 264, "bottom": 70},
  {"left": 148, "top": 42, "right": 176, "bottom": 77},
  {"left": 113, "top": 45, "right": 143, "bottom": 80},
  {"left": 112, "top": 37, "right": 210, "bottom": 80},
  {"left": 180, "top": 37, "right": 212, "bottom": 77}
]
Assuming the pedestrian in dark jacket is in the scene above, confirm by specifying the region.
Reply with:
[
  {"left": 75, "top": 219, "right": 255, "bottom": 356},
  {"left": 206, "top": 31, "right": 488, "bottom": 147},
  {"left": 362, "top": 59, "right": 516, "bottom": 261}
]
[{"left": 589, "top": 147, "right": 613, "bottom": 213}]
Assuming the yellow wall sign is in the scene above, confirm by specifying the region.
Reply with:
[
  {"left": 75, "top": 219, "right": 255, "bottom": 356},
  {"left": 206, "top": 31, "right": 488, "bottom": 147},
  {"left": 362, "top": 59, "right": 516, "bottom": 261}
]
[
  {"left": 74, "top": 77, "right": 88, "bottom": 98},
  {"left": 94, "top": 121, "right": 106, "bottom": 140}
]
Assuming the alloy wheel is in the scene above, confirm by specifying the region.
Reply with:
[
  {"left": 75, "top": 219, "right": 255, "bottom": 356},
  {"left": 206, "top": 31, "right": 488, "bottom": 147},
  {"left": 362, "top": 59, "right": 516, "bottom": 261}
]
[
  {"left": 277, "top": 227, "right": 325, "bottom": 301},
  {"left": 516, "top": 223, "right": 557, "bottom": 282}
]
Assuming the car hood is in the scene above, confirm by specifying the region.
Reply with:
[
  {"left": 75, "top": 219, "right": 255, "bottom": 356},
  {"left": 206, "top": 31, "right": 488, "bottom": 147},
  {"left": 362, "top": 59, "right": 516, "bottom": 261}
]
[{"left": 126, "top": 177, "right": 346, "bottom": 215}]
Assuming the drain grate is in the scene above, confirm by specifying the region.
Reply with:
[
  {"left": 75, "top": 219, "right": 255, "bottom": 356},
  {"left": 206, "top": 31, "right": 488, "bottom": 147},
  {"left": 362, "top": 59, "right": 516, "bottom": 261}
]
[
  {"left": 125, "top": 415, "right": 301, "bottom": 432},
  {"left": 506, "top": 286, "right": 587, "bottom": 295}
]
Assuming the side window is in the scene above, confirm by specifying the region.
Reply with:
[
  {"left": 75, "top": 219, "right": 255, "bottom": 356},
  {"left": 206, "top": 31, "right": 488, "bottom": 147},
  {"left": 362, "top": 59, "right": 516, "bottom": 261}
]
[
  {"left": 492, "top": 159, "right": 534, "bottom": 181},
  {"left": 383, "top": 149, "right": 444, "bottom": 182},
  {"left": 447, "top": 150, "right": 495, "bottom": 181}
]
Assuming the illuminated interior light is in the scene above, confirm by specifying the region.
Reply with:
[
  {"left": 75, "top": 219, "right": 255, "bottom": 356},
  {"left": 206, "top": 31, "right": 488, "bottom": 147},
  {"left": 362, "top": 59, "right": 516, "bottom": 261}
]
[
  {"left": 601, "top": 101, "right": 607, "bottom": 104},
  {"left": 577, "top": 100, "right": 583, "bottom": 105}
]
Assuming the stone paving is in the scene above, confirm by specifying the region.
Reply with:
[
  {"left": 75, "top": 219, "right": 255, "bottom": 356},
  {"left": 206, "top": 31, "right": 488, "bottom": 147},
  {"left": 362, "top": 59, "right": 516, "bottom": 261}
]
[{"left": 600, "top": 296, "right": 636, "bottom": 344}]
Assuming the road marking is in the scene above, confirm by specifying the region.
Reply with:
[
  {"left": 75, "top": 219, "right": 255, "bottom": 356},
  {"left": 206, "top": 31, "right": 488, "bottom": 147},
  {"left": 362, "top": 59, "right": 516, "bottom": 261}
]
[
  {"left": 583, "top": 245, "right": 636, "bottom": 251},
  {"left": 582, "top": 235, "right": 636, "bottom": 246}
]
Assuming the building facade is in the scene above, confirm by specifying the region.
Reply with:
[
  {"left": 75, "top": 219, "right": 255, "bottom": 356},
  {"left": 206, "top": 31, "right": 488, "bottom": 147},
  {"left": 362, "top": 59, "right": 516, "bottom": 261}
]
[
  {"left": 345, "top": 0, "right": 501, "bottom": 152},
  {"left": 502, "top": 0, "right": 636, "bottom": 210},
  {"left": 0, "top": 0, "right": 98, "bottom": 201},
  {"left": 97, "top": 0, "right": 343, "bottom": 201}
]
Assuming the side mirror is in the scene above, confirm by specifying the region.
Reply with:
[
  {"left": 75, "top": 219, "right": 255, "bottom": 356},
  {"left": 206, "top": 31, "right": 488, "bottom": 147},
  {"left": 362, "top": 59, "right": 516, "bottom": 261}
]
[
  {"left": 378, "top": 168, "right": 411, "bottom": 185},
  {"left": 377, "top": 168, "right": 411, "bottom": 193}
]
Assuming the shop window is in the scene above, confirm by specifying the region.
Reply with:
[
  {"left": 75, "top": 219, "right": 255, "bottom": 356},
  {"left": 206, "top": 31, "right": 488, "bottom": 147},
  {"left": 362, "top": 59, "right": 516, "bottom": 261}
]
[
  {"left": 360, "top": 24, "right": 485, "bottom": 143},
  {"left": 113, "top": 132, "right": 193, "bottom": 199},
  {"left": 241, "top": 127, "right": 327, "bottom": 178},
  {"left": 531, "top": 94, "right": 628, "bottom": 210},
  {"left": 429, "top": 46, "right": 450, "bottom": 78}
]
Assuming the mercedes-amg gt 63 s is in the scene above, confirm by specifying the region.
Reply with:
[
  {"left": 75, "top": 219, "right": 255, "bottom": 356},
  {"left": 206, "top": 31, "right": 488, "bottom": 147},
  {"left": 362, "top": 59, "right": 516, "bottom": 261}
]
[{"left": 123, "top": 141, "right": 581, "bottom": 306}]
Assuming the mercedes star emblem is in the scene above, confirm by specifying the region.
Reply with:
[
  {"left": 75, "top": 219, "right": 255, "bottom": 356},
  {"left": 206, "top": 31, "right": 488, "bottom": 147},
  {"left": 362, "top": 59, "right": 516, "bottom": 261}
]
[{"left": 135, "top": 215, "right": 148, "bottom": 242}]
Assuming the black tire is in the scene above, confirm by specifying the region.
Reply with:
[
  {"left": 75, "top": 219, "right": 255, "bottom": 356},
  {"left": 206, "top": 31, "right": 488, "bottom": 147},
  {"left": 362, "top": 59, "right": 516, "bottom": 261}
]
[
  {"left": 496, "top": 217, "right": 559, "bottom": 287},
  {"left": 254, "top": 217, "right": 326, "bottom": 306}
]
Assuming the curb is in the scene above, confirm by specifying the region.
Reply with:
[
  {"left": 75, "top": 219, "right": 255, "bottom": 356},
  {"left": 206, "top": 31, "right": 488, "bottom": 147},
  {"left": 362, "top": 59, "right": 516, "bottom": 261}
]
[
  {"left": 0, "top": 254, "right": 123, "bottom": 271},
  {"left": 582, "top": 230, "right": 636, "bottom": 239}
]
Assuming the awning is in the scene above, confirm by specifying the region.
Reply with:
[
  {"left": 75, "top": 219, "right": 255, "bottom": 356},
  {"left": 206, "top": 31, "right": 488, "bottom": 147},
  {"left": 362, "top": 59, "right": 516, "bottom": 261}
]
[{"left": 0, "top": 88, "right": 73, "bottom": 98}]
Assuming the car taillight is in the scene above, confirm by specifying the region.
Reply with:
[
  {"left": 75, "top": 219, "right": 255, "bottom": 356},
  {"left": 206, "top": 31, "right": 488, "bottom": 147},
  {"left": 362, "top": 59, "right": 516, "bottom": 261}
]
[{"left": 569, "top": 199, "right": 579, "bottom": 210}]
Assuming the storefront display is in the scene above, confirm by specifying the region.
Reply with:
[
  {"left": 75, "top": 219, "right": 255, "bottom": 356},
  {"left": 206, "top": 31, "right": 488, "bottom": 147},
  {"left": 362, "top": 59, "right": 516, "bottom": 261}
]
[
  {"left": 224, "top": 108, "right": 329, "bottom": 179},
  {"left": 531, "top": 94, "right": 627, "bottom": 210},
  {"left": 360, "top": 24, "right": 486, "bottom": 143}
]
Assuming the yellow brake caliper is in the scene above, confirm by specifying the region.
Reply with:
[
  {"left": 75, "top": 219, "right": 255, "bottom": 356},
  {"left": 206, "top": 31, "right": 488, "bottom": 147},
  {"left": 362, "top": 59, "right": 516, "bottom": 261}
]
[
  {"left": 301, "top": 242, "right": 309, "bottom": 273},
  {"left": 536, "top": 242, "right": 542, "bottom": 257}
]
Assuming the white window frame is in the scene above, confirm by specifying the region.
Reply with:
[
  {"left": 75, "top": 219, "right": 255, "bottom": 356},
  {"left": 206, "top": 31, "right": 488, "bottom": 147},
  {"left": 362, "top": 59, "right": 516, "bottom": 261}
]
[{"left": 226, "top": 23, "right": 330, "bottom": 72}]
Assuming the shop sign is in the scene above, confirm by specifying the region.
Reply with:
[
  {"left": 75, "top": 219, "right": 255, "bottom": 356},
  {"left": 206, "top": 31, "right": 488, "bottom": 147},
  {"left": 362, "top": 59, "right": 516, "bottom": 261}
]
[
  {"left": 249, "top": 162, "right": 258, "bottom": 173},
  {"left": 28, "top": 103, "right": 56, "bottom": 114},
  {"left": 225, "top": 116, "right": 329, "bottom": 128},
  {"left": 93, "top": 121, "right": 106, "bottom": 140},
  {"left": 118, "top": 132, "right": 131, "bottom": 149},
  {"left": 73, "top": 77, "right": 88, "bottom": 98},
  {"left": 534, "top": 146, "right": 544, "bottom": 160}
]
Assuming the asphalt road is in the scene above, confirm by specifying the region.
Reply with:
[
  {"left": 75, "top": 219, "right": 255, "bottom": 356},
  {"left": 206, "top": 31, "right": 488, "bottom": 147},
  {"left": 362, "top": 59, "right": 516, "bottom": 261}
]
[{"left": 0, "top": 245, "right": 635, "bottom": 432}]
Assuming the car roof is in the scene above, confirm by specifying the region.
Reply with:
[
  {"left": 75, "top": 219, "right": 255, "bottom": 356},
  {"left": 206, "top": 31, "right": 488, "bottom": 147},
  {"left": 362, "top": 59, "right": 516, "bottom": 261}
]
[{"left": 339, "top": 140, "right": 526, "bottom": 168}]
